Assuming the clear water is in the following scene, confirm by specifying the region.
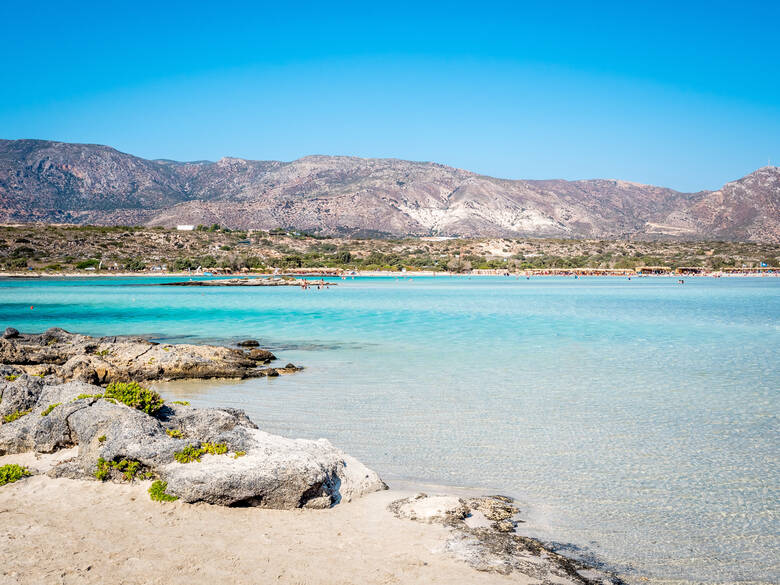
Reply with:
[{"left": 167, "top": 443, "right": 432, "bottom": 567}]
[{"left": 1, "top": 275, "right": 778, "bottom": 584}]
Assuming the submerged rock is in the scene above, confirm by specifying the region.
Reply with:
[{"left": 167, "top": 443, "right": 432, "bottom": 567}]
[
  {"left": 247, "top": 348, "right": 275, "bottom": 362},
  {"left": 0, "top": 328, "right": 290, "bottom": 383},
  {"left": 390, "top": 493, "right": 624, "bottom": 585},
  {"left": 0, "top": 377, "right": 386, "bottom": 508}
]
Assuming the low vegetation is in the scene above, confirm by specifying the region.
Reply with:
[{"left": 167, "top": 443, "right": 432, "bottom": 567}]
[
  {"left": 149, "top": 480, "right": 178, "bottom": 502},
  {"left": 75, "top": 393, "right": 104, "bottom": 400},
  {"left": 166, "top": 428, "right": 184, "bottom": 438},
  {"left": 174, "top": 442, "right": 230, "bottom": 463},
  {"left": 41, "top": 402, "right": 61, "bottom": 416},
  {"left": 174, "top": 444, "right": 205, "bottom": 464},
  {"left": 94, "top": 457, "right": 149, "bottom": 482},
  {"left": 0, "top": 225, "right": 776, "bottom": 274},
  {"left": 4, "top": 374, "right": 18, "bottom": 382},
  {"left": 104, "top": 381, "right": 164, "bottom": 415},
  {"left": 3, "top": 409, "right": 30, "bottom": 423},
  {"left": 0, "top": 464, "right": 31, "bottom": 486}
]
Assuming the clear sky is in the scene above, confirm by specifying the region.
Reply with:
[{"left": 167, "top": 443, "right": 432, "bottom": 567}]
[{"left": 2, "top": 0, "right": 778, "bottom": 191}]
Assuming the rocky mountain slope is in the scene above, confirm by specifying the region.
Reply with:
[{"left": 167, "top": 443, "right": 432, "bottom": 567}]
[{"left": 1, "top": 139, "right": 777, "bottom": 242}]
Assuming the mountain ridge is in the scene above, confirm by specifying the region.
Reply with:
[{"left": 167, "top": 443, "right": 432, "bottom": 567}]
[{"left": 1, "top": 139, "right": 777, "bottom": 242}]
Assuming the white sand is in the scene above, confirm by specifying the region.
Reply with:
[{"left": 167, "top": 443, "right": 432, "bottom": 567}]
[{"left": 0, "top": 451, "right": 527, "bottom": 585}]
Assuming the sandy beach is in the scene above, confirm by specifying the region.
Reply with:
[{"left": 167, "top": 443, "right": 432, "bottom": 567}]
[{"left": 0, "top": 451, "right": 527, "bottom": 585}]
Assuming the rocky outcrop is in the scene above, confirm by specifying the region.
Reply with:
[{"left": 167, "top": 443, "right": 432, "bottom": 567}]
[
  {"left": 0, "top": 375, "right": 386, "bottom": 508},
  {"left": 161, "top": 277, "right": 306, "bottom": 286},
  {"left": 390, "top": 493, "right": 623, "bottom": 584},
  {"left": 0, "top": 328, "right": 299, "bottom": 383}
]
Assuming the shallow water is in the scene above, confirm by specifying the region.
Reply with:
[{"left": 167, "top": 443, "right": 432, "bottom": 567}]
[{"left": 2, "top": 275, "right": 778, "bottom": 583}]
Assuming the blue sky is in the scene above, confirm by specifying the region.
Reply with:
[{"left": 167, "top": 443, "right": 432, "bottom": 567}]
[{"left": 1, "top": 0, "right": 778, "bottom": 191}]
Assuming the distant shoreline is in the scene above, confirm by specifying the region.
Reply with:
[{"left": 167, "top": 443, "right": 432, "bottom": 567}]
[{"left": 0, "top": 269, "right": 777, "bottom": 279}]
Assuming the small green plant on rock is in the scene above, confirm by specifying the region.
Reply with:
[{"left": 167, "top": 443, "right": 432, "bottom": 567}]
[
  {"left": 98, "top": 435, "right": 107, "bottom": 443},
  {"left": 174, "top": 444, "right": 204, "bottom": 463},
  {"left": 41, "top": 403, "right": 61, "bottom": 416},
  {"left": 174, "top": 442, "right": 230, "bottom": 463},
  {"left": 4, "top": 374, "right": 18, "bottom": 382},
  {"left": 166, "top": 428, "right": 183, "bottom": 438},
  {"left": 95, "top": 349, "right": 111, "bottom": 357},
  {"left": 170, "top": 400, "right": 190, "bottom": 406},
  {"left": 94, "top": 457, "right": 111, "bottom": 481},
  {"left": 104, "top": 381, "right": 164, "bottom": 415},
  {"left": 75, "top": 393, "right": 104, "bottom": 401},
  {"left": 202, "top": 442, "right": 228, "bottom": 455},
  {"left": 3, "top": 409, "right": 31, "bottom": 423},
  {"left": 0, "top": 464, "right": 31, "bottom": 486},
  {"left": 233, "top": 451, "right": 247, "bottom": 459},
  {"left": 94, "top": 457, "right": 145, "bottom": 482},
  {"left": 149, "top": 480, "right": 178, "bottom": 502}
]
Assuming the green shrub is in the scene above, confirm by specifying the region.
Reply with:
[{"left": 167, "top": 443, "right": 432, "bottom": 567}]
[
  {"left": 0, "top": 464, "right": 31, "bottom": 486},
  {"left": 94, "top": 457, "right": 144, "bottom": 482},
  {"left": 98, "top": 435, "right": 107, "bottom": 443},
  {"left": 166, "top": 428, "right": 183, "bottom": 438},
  {"left": 149, "top": 480, "right": 178, "bottom": 502},
  {"left": 174, "top": 442, "right": 230, "bottom": 463},
  {"left": 202, "top": 442, "right": 228, "bottom": 455},
  {"left": 41, "top": 403, "right": 61, "bottom": 416},
  {"left": 4, "top": 374, "right": 18, "bottom": 382},
  {"left": 94, "top": 457, "right": 110, "bottom": 481},
  {"left": 3, "top": 409, "right": 30, "bottom": 423},
  {"left": 174, "top": 445, "right": 204, "bottom": 463},
  {"left": 76, "top": 258, "right": 100, "bottom": 269},
  {"left": 170, "top": 400, "right": 190, "bottom": 406},
  {"left": 104, "top": 381, "right": 164, "bottom": 415}
]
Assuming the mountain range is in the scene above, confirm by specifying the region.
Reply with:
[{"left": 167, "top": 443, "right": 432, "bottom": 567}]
[{"left": 1, "top": 139, "right": 777, "bottom": 242}]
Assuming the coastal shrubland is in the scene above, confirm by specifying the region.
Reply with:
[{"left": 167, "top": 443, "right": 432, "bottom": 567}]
[{"left": 0, "top": 225, "right": 776, "bottom": 274}]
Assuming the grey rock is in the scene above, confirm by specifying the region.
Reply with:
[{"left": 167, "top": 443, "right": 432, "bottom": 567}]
[
  {"left": 160, "top": 430, "right": 386, "bottom": 508},
  {"left": 0, "top": 328, "right": 286, "bottom": 383},
  {"left": 237, "top": 339, "right": 260, "bottom": 347},
  {"left": 247, "top": 348, "right": 275, "bottom": 363},
  {"left": 0, "top": 378, "right": 386, "bottom": 509},
  {"left": 3, "top": 327, "right": 19, "bottom": 339}
]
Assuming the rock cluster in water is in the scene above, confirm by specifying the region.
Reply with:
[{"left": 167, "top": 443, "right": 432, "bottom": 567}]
[
  {"left": 0, "top": 374, "right": 386, "bottom": 507},
  {"left": 390, "top": 493, "right": 624, "bottom": 585},
  {"left": 160, "top": 277, "right": 310, "bottom": 286},
  {"left": 0, "top": 328, "right": 300, "bottom": 384}
]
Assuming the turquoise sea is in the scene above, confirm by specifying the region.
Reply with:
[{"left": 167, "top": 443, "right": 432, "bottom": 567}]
[{"left": 1, "top": 275, "right": 778, "bottom": 584}]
